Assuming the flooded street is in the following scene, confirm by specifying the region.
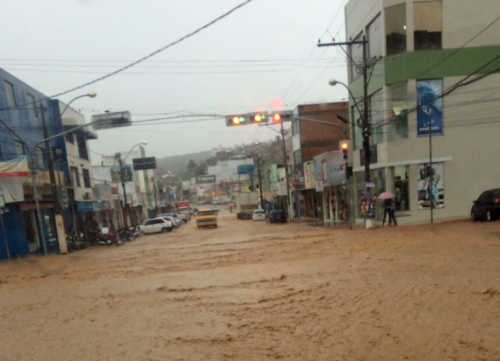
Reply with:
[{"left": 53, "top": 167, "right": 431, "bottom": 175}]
[{"left": 1, "top": 209, "right": 500, "bottom": 361}]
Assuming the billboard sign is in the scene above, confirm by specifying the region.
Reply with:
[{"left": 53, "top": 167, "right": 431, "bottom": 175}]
[
  {"left": 132, "top": 157, "right": 157, "bottom": 171},
  {"left": 92, "top": 111, "right": 132, "bottom": 131},
  {"left": 196, "top": 175, "right": 216, "bottom": 184},
  {"left": 238, "top": 164, "right": 255, "bottom": 175},
  {"left": 313, "top": 150, "right": 346, "bottom": 188},
  {"left": 417, "top": 79, "right": 443, "bottom": 136}
]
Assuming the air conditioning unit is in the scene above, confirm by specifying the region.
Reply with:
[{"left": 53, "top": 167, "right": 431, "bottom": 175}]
[{"left": 83, "top": 192, "right": 91, "bottom": 200}]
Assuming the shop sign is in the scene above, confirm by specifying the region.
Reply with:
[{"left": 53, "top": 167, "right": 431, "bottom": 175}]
[{"left": 76, "top": 201, "right": 103, "bottom": 213}]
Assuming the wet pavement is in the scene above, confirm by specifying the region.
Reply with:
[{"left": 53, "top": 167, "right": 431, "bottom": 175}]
[{"left": 1, "top": 208, "right": 500, "bottom": 360}]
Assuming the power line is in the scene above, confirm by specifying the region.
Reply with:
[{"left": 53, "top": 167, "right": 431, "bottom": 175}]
[{"left": 0, "top": 0, "right": 254, "bottom": 111}]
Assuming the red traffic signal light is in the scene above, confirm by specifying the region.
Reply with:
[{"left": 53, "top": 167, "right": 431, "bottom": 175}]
[
  {"left": 270, "top": 111, "right": 293, "bottom": 124},
  {"left": 339, "top": 140, "right": 351, "bottom": 161}
]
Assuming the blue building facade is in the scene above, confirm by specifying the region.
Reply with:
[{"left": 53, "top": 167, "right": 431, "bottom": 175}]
[{"left": 0, "top": 68, "right": 67, "bottom": 260}]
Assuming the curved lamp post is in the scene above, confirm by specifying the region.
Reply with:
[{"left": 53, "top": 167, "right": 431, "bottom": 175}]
[{"left": 116, "top": 141, "right": 148, "bottom": 227}]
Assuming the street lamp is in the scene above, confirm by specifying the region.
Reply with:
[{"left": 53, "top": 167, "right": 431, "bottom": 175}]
[
  {"left": 116, "top": 141, "right": 148, "bottom": 227},
  {"left": 330, "top": 78, "right": 373, "bottom": 228}
]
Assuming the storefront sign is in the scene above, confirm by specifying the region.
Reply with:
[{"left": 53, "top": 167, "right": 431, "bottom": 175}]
[
  {"left": 304, "top": 161, "right": 316, "bottom": 189},
  {"left": 0, "top": 156, "right": 29, "bottom": 178},
  {"left": 76, "top": 201, "right": 103, "bottom": 213},
  {"left": 417, "top": 162, "right": 444, "bottom": 210},
  {"left": 417, "top": 79, "right": 443, "bottom": 136}
]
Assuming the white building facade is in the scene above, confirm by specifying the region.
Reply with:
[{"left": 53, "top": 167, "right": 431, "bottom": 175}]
[{"left": 344, "top": 0, "right": 500, "bottom": 224}]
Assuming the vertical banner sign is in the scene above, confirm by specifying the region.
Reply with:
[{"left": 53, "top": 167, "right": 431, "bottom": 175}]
[
  {"left": 417, "top": 79, "right": 444, "bottom": 136},
  {"left": 360, "top": 192, "right": 377, "bottom": 219},
  {"left": 417, "top": 162, "right": 444, "bottom": 210}
]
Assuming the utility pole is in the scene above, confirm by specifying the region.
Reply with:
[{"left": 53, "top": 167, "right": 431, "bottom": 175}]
[
  {"left": 254, "top": 153, "right": 265, "bottom": 210},
  {"left": 40, "top": 105, "right": 61, "bottom": 214},
  {"left": 318, "top": 37, "right": 372, "bottom": 188},
  {"left": 280, "top": 119, "right": 292, "bottom": 221},
  {"left": 116, "top": 152, "right": 129, "bottom": 228}
]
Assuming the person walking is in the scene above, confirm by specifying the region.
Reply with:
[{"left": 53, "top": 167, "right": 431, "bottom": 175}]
[
  {"left": 382, "top": 198, "right": 391, "bottom": 225},
  {"left": 388, "top": 200, "right": 397, "bottom": 226}
]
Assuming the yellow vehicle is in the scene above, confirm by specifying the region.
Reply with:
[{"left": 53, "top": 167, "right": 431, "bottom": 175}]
[{"left": 195, "top": 208, "right": 218, "bottom": 228}]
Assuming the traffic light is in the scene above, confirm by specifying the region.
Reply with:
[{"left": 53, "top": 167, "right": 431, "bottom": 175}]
[
  {"left": 250, "top": 112, "right": 269, "bottom": 124},
  {"left": 270, "top": 110, "right": 293, "bottom": 124},
  {"left": 339, "top": 140, "right": 351, "bottom": 162},
  {"left": 225, "top": 115, "right": 249, "bottom": 126}
]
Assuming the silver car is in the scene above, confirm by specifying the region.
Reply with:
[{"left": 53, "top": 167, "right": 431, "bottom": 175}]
[{"left": 161, "top": 213, "right": 183, "bottom": 227}]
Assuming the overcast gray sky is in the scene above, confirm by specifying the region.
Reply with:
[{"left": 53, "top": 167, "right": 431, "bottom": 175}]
[{"left": 1, "top": 0, "right": 350, "bottom": 163}]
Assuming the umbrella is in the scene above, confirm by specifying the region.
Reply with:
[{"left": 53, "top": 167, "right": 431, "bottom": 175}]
[{"left": 378, "top": 191, "right": 394, "bottom": 200}]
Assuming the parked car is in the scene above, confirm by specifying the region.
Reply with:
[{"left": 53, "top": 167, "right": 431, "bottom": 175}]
[
  {"left": 269, "top": 209, "right": 287, "bottom": 223},
  {"left": 212, "top": 204, "right": 220, "bottom": 211},
  {"left": 471, "top": 188, "right": 500, "bottom": 221},
  {"left": 252, "top": 209, "right": 266, "bottom": 221},
  {"left": 140, "top": 218, "right": 173, "bottom": 234},
  {"left": 162, "top": 216, "right": 178, "bottom": 228},
  {"left": 161, "top": 213, "right": 183, "bottom": 227}
]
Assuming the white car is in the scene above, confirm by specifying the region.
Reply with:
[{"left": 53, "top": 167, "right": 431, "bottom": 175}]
[
  {"left": 212, "top": 204, "right": 220, "bottom": 211},
  {"left": 252, "top": 209, "right": 266, "bottom": 221},
  {"left": 140, "top": 218, "right": 173, "bottom": 234}
]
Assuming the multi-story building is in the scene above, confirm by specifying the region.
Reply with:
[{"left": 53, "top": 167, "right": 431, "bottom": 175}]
[
  {"left": 344, "top": 0, "right": 500, "bottom": 224},
  {"left": 59, "top": 101, "right": 100, "bottom": 234},
  {"left": 0, "top": 68, "right": 66, "bottom": 259},
  {"left": 290, "top": 102, "right": 349, "bottom": 219}
]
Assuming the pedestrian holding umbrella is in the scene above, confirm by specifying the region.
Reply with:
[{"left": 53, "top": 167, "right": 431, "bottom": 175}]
[{"left": 378, "top": 192, "right": 394, "bottom": 226}]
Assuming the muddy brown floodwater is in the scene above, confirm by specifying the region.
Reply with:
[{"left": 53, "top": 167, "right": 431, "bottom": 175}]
[{"left": 1, "top": 208, "right": 500, "bottom": 361}]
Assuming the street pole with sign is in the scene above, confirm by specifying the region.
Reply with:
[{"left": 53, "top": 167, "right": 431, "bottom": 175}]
[{"left": 0, "top": 196, "right": 10, "bottom": 260}]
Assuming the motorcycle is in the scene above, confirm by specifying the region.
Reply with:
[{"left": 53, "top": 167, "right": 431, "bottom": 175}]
[
  {"left": 99, "top": 228, "right": 123, "bottom": 246},
  {"left": 118, "top": 228, "right": 134, "bottom": 242},
  {"left": 130, "top": 225, "right": 144, "bottom": 237}
]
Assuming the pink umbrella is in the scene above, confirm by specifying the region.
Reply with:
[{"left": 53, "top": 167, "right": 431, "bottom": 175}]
[{"left": 378, "top": 191, "right": 394, "bottom": 200}]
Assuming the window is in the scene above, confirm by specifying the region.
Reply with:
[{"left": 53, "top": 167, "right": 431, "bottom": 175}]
[
  {"left": 385, "top": 3, "right": 407, "bottom": 55},
  {"left": 65, "top": 133, "right": 74, "bottom": 144},
  {"left": 77, "top": 134, "right": 89, "bottom": 160},
  {"left": 393, "top": 165, "right": 409, "bottom": 211},
  {"left": 82, "top": 168, "right": 91, "bottom": 188},
  {"left": 35, "top": 147, "right": 45, "bottom": 169},
  {"left": 368, "top": 14, "right": 383, "bottom": 59},
  {"left": 4, "top": 81, "right": 16, "bottom": 107},
  {"left": 70, "top": 166, "right": 80, "bottom": 187},
  {"left": 26, "top": 93, "right": 37, "bottom": 118},
  {"left": 388, "top": 82, "right": 408, "bottom": 140},
  {"left": 414, "top": 1, "right": 442, "bottom": 51},
  {"left": 15, "top": 140, "right": 25, "bottom": 156},
  {"left": 350, "top": 33, "right": 364, "bottom": 81},
  {"left": 293, "top": 150, "right": 302, "bottom": 167}
]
